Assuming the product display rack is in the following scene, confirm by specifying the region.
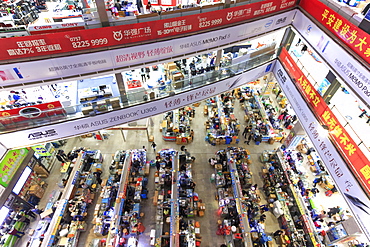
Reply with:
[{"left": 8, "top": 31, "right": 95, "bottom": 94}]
[
  {"left": 41, "top": 152, "right": 86, "bottom": 247},
  {"left": 104, "top": 150, "right": 131, "bottom": 247}
]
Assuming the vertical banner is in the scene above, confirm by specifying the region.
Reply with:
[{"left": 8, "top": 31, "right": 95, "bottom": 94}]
[
  {"left": 279, "top": 47, "right": 370, "bottom": 195},
  {"left": 0, "top": 148, "right": 29, "bottom": 188}
]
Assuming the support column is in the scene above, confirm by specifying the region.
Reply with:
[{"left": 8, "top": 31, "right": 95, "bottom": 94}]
[
  {"left": 215, "top": 49, "right": 223, "bottom": 70},
  {"left": 95, "top": 0, "right": 110, "bottom": 27},
  {"left": 224, "top": 0, "right": 232, "bottom": 8},
  {"left": 277, "top": 27, "right": 295, "bottom": 56},
  {"left": 323, "top": 71, "right": 341, "bottom": 104},
  {"left": 115, "top": 72, "right": 129, "bottom": 106}
]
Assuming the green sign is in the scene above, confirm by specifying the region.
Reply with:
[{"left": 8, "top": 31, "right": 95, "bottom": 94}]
[
  {"left": 32, "top": 145, "right": 51, "bottom": 157},
  {"left": 0, "top": 148, "right": 29, "bottom": 187}
]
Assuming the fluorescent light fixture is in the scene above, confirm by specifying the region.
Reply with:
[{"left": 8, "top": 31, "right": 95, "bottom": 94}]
[{"left": 12, "top": 166, "right": 32, "bottom": 195}]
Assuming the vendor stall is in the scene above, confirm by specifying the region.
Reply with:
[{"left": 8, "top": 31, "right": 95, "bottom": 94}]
[
  {"left": 161, "top": 107, "right": 194, "bottom": 144},
  {"left": 205, "top": 94, "right": 240, "bottom": 145}
]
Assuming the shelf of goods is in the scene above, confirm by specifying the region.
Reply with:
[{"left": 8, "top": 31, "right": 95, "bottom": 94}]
[
  {"left": 105, "top": 149, "right": 147, "bottom": 247},
  {"left": 205, "top": 95, "right": 240, "bottom": 145},
  {"left": 249, "top": 94, "right": 283, "bottom": 143},
  {"left": 177, "top": 150, "right": 202, "bottom": 247},
  {"left": 263, "top": 150, "right": 320, "bottom": 246},
  {"left": 42, "top": 151, "right": 86, "bottom": 247},
  {"left": 152, "top": 149, "right": 178, "bottom": 246},
  {"left": 213, "top": 148, "right": 253, "bottom": 247},
  {"left": 161, "top": 108, "right": 194, "bottom": 144},
  {"left": 41, "top": 149, "right": 103, "bottom": 247}
]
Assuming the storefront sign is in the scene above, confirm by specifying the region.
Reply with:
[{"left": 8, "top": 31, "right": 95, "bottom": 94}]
[
  {"left": 28, "top": 22, "right": 85, "bottom": 34},
  {"left": 274, "top": 61, "right": 370, "bottom": 241},
  {"left": 300, "top": 0, "right": 370, "bottom": 65},
  {"left": 293, "top": 10, "right": 370, "bottom": 107},
  {"left": 0, "top": 148, "right": 29, "bottom": 188},
  {"left": 280, "top": 48, "right": 370, "bottom": 195},
  {"left": 32, "top": 145, "right": 52, "bottom": 157},
  {"left": 0, "top": 101, "right": 65, "bottom": 128},
  {"left": 0, "top": 63, "right": 272, "bottom": 149},
  {"left": 0, "top": 11, "right": 295, "bottom": 87},
  {"left": 0, "top": 0, "right": 296, "bottom": 61}
]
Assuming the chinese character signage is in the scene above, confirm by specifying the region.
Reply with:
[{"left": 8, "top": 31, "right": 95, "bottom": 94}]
[
  {"left": 280, "top": 48, "right": 370, "bottom": 194},
  {"left": 0, "top": 148, "right": 29, "bottom": 188},
  {"left": 300, "top": 0, "right": 370, "bottom": 65},
  {"left": 0, "top": 0, "right": 296, "bottom": 61}
]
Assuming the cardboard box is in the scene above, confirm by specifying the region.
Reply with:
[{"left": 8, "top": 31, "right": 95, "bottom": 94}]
[
  {"left": 198, "top": 211, "right": 205, "bottom": 217},
  {"left": 269, "top": 194, "right": 277, "bottom": 200},
  {"left": 149, "top": 135, "right": 154, "bottom": 142}
]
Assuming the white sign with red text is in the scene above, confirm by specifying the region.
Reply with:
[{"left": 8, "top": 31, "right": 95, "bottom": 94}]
[
  {"left": 0, "top": 62, "right": 273, "bottom": 148},
  {"left": 28, "top": 22, "right": 85, "bottom": 32},
  {"left": 274, "top": 61, "right": 370, "bottom": 242},
  {"left": 0, "top": 10, "right": 296, "bottom": 87}
]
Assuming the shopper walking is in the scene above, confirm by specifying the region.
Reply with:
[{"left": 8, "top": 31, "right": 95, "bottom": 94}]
[
  {"left": 155, "top": 159, "right": 161, "bottom": 171},
  {"left": 273, "top": 229, "right": 284, "bottom": 238},
  {"left": 56, "top": 153, "right": 67, "bottom": 163},
  {"left": 151, "top": 142, "right": 157, "bottom": 153},
  {"left": 245, "top": 134, "right": 252, "bottom": 145},
  {"left": 242, "top": 126, "right": 248, "bottom": 139}
]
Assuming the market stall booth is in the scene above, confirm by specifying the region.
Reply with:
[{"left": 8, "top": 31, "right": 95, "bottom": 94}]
[{"left": 161, "top": 107, "right": 195, "bottom": 144}]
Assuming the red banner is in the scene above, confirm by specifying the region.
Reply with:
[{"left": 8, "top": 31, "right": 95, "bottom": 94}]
[
  {"left": 0, "top": 101, "right": 65, "bottom": 125},
  {"left": 300, "top": 0, "right": 370, "bottom": 65},
  {"left": 280, "top": 48, "right": 370, "bottom": 195},
  {"left": 0, "top": 0, "right": 296, "bottom": 61}
]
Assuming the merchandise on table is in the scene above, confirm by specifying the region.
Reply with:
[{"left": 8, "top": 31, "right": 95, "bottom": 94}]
[
  {"left": 161, "top": 107, "right": 195, "bottom": 144},
  {"left": 211, "top": 147, "right": 255, "bottom": 246},
  {"left": 205, "top": 94, "right": 240, "bottom": 145}
]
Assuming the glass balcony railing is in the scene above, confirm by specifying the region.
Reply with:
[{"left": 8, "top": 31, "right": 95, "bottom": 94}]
[{"left": 0, "top": 48, "right": 278, "bottom": 133}]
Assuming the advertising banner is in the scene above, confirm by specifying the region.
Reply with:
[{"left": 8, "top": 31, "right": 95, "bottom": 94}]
[
  {"left": 0, "top": 0, "right": 296, "bottom": 61},
  {"left": 0, "top": 101, "right": 65, "bottom": 128},
  {"left": 28, "top": 22, "right": 85, "bottom": 35},
  {"left": 279, "top": 48, "right": 370, "bottom": 195},
  {"left": 0, "top": 10, "right": 295, "bottom": 86},
  {"left": 293, "top": 11, "right": 370, "bottom": 107},
  {"left": 274, "top": 60, "right": 370, "bottom": 242},
  {"left": 0, "top": 62, "right": 274, "bottom": 148},
  {"left": 0, "top": 148, "right": 29, "bottom": 188},
  {"left": 299, "top": 0, "right": 370, "bottom": 65}
]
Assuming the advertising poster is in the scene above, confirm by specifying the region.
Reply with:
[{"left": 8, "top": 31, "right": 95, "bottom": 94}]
[{"left": 0, "top": 148, "right": 29, "bottom": 188}]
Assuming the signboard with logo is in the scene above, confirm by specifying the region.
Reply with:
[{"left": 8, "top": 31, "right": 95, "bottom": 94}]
[
  {"left": 299, "top": 0, "right": 370, "bottom": 65},
  {"left": 279, "top": 48, "right": 370, "bottom": 195},
  {"left": 0, "top": 62, "right": 273, "bottom": 149},
  {"left": 0, "top": 148, "right": 29, "bottom": 188},
  {"left": 274, "top": 60, "right": 370, "bottom": 242},
  {"left": 0, "top": 10, "right": 295, "bottom": 87},
  {"left": 0, "top": 101, "right": 66, "bottom": 129},
  {"left": 28, "top": 22, "right": 85, "bottom": 35},
  {"left": 293, "top": 11, "right": 370, "bottom": 107},
  {"left": 0, "top": 0, "right": 296, "bottom": 62},
  {"left": 32, "top": 145, "right": 52, "bottom": 157}
]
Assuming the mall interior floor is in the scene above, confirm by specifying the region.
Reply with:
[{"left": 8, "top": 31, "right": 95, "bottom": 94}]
[
  {"left": 19, "top": 95, "right": 349, "bottom": 247},
  {"left": 23, "top": 99, "right": 279, "bottom": 247}
]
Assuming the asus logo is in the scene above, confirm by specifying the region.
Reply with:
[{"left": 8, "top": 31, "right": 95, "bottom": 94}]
[{"left": 28, "top": 129, "right": 58, "bottom": 140}]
